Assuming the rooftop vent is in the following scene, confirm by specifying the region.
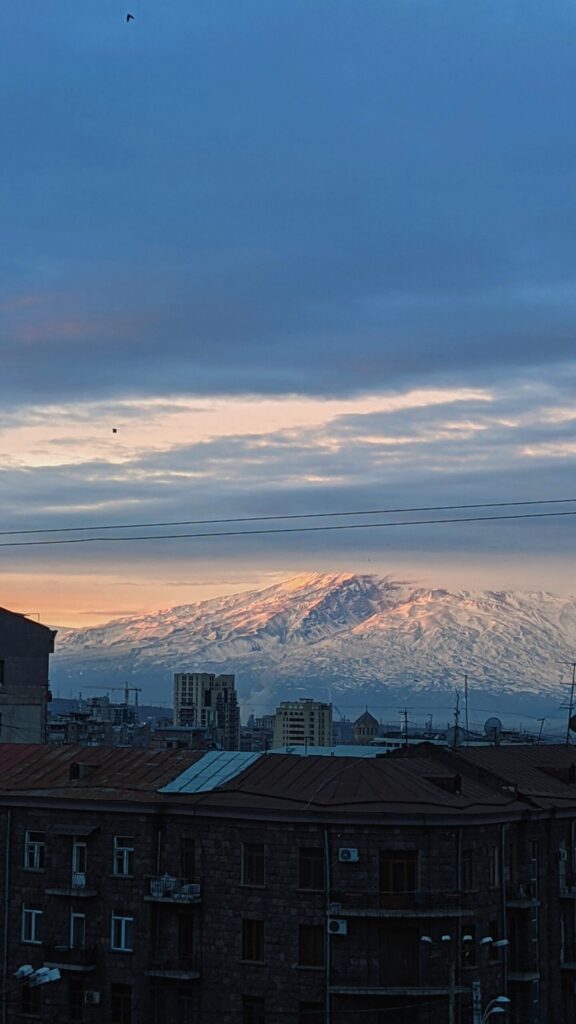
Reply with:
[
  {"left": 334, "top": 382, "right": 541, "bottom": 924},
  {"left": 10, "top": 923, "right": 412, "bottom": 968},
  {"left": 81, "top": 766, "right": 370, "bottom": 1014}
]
[{"left": 69, "top": 763, "right": 99, "bottom": 782}]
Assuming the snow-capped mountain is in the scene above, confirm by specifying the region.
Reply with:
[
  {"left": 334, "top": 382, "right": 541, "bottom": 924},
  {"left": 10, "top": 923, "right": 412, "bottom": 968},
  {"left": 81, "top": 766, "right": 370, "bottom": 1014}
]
[{"left": 50, "top": 573, "right": 576, "bottom": 717}]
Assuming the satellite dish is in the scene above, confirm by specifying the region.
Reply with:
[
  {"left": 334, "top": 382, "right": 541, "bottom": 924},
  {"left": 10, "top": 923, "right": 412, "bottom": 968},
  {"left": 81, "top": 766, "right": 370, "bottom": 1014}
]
[
  {"left": 569, "top": 715, "right": 576, "bottom": 734},
  {"left": 484, "top": 717, "right": 503, "bottom": 740},
  {"left": 446, "top": 726, "right": 464, "bottom": 748}
]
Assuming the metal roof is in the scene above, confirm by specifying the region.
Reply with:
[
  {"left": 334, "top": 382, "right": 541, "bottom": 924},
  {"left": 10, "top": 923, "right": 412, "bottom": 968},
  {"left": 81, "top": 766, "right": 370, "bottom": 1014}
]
[
  {"left": 268, "top": 745, "right": 384, "bottom": 758},
  {"left": 1, "top": 743, "right": 576, "bottom": 819},
  {"left": 160, "top": 750, "right": 262, "bottom": 793}
]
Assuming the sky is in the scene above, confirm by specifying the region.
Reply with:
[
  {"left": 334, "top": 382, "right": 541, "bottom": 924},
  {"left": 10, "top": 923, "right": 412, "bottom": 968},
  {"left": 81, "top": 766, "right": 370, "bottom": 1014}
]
[{"left": 1, "top": 0, "right": 575, "bottom": 627}]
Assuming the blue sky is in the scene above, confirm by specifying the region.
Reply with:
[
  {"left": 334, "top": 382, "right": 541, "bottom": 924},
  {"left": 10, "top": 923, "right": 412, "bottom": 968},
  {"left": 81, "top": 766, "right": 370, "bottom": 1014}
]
[{"left": 1, "top": 0, "right": 575, "bottom": 624}]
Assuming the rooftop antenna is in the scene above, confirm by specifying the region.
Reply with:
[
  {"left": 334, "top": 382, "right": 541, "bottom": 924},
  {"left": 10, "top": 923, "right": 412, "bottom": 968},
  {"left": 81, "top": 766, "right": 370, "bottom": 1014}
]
[
  {"left": 464, "top": 674, "right": 469, "bottom": 746},
  {"left": 400, "top": 708, "right": 409, "bottom": 751},
  {"left": 453, "top": 692, "right": 460, "bottom": 749},
  {"left": 537, "top": 718, "right": 545, "bottom": 744}
]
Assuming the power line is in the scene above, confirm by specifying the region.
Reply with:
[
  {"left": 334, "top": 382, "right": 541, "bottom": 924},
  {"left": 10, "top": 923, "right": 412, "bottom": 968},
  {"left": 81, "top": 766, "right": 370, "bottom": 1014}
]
[
  {"left": 0, "top": 509, "right": 574, "bottom": 550},
  {"left": 0, "top": 496, "right": 574, "bottom": 538}
]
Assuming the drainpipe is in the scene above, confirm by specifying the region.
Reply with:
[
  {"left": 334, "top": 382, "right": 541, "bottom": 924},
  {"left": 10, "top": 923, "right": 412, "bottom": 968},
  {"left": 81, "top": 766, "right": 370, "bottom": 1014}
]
[
  {"left": 324, "top": 828, "right": 331, "bottom": 1024},
  {"left": 2, "top": 811, "right": 11, "bottom": 1024},
  {"left": 500, "top": 824, "right": 508, "bottom": 995}
]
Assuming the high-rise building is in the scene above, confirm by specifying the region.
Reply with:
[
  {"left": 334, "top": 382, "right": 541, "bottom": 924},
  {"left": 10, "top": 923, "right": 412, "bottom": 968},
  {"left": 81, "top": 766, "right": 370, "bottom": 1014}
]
[
  {"left": 272, "top": 698, "right": 332, "bottom": 748},
  {"left": 0, "top": 607, "right": 56, "bottom": 744},
  {"left": 173, "top": 672, "right": 239, "bottom": 750}
]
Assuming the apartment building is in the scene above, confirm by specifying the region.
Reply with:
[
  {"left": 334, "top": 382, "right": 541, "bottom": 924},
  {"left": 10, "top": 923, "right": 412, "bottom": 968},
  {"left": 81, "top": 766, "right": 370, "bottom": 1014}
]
[
  {"left": 272, "top": 698, "right": 332, "bottom": 748},
  {"left": 0, "top": 607, "right": 56, "bottom": 744},
  {"left": 0, "top": 742, "right": 575, "bottom": 1024},
  {"left": 173, "top": 672, "right": 239, "bottom": 749}
]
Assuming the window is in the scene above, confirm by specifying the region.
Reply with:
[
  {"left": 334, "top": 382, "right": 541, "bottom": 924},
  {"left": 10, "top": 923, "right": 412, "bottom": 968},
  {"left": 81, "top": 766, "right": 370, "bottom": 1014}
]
[
  {"left": 243, "top": 996, "right": 265, "bottom": 1024},
  {"left": 299, "top": 1003, "right": 324, "bottom": 1024},
  {"left": 111, "top": 984, "right": 132, "bottom": 1024},
  {"left": 379, "top": 924, "right": 419, "bottom": 985},
  {"left": 298, "top": 924, "right": 324, "bottom": 967},
  {"left": 379, "top": 851, "right": 418, "bottom": 893},
  {"left": 24, "top": 831, "right": 45, "bottom": 871},
  {"left": 489, "top": 919, "right": 500, "bottom": 960},
  {"left": 111, "top": 913, "right": 134, "bottom": 952},
  {"left": 242, "top": 843, "right": 265, "bottom": 886},
  {"left": 461, "top": 924, "right": 476, "bottom": 968},
  {"left": 488, "top": 846, "right": 500, "bottom": 888},
  {"left": 72, "top": 841, "right": 87, "bottom": 876},
  {"left": 21, "top": 983, "right": 41, "bottom": 1016},
  {"left": 298, "top": 848, "right": 325, "bottom": 890},
  {"left": 180, "top": 837, "right": 195, "bottom": 879},
  {"left": 22, "top": 906, "right": 44, "bottom": 944},
  {"left": 178, "top": 991, "right": 195, "bottom": 1024},
  {"left": 70, "top": 912, "right": 86, "bottom": 950},
  {"left": 241, "top": 919, "right": 264, "bottom": 961},
  {"left": 68, "top": 980, "right": 84, "bottom": 1023},
  {"left": 462, "top": 849, "right": 474, "bottom": 890},
  {"left": 0, "top": 659, "right": 5, "bottom": 686},
  {"left": 113, "top": 837, "right": 134, "bottom": 876},
  {"left": 178, "top": 912, "right": 194, "bottom": 961}
]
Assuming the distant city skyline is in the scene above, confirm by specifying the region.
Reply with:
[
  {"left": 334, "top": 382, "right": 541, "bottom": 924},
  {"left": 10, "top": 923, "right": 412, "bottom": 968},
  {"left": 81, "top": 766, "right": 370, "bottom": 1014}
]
[{"left": 1, "top": 0, "right": 575, "bottom": 625}]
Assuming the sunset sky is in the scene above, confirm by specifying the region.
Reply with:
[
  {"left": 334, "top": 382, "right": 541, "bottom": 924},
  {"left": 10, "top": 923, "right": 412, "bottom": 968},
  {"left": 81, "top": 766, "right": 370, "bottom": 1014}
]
[{"left": 1, "top": 0, "right": 575, "bottom": 627}]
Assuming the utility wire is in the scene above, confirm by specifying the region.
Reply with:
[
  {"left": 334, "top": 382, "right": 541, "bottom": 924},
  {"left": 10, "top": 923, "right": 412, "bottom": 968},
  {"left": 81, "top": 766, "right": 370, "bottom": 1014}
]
[
  {"left": 0, "top": 497, "right": 574, "bottom": 537},
  {"left": 0, "top": 509, "right": 574, "bottom": 549}
]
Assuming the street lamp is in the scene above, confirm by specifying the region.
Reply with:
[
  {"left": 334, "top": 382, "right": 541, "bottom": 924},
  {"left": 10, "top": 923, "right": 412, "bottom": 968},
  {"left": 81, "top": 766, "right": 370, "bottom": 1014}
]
[
  {"left": 472, "top": 983, "right": 511, "bottom": 1024},
  {"left": 481, "top": 996, "right": 511, "bottom": 1023},
  {"left": 1, "top": 966, "right": 61, "bottom": 999}
]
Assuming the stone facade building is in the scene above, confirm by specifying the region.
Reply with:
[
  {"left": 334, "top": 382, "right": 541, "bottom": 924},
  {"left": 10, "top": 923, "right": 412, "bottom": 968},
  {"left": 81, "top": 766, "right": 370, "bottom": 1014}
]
[
  {"left": 0, "top": 742, "right": 575, "bottom": 1024},
  {"left": 0, "top": 607, "right": 56, "bottom": 744}
]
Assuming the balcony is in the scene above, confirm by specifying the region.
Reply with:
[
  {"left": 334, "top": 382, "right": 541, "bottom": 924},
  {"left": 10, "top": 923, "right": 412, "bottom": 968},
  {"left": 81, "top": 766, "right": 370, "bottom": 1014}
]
[
  {"left": 43, "top": 945, "right": 98, "bottom": 972},
  {"left": 329, "top": 983, "right": 468, "bottom": 996},
  {"left": 144, "top": 876, "right": 201, "bottom": 903},
  {"left": 45, "top": 873, "right": 97, "bottom": 897},
  {"left": 145, "top": 955, "right": 201, "bottom": 980},
  {"left": 506, "top": 883, "right": 539, "bottom": 908},
  {"left": 560, "top": 886, "right": 576, "bottom": 899},
  {"left": 329, "top": 890, "right": 477, "bottom": 919}
]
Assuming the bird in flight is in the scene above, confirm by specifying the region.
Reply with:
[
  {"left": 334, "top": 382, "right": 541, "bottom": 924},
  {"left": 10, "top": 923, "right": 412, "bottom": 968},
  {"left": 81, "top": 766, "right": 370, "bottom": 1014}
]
[{"left": 126, "top": 13, "right": 135, "bottom": 22}]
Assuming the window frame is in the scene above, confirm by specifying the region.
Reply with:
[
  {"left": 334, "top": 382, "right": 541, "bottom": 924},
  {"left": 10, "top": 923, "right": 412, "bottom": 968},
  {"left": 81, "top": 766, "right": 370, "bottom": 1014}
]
[
  {"left": 24, "top": 831, "right": 46, "bottom": 872},
  {"left": 243, "top": 995, "right": 265, "bottom": 1024},
  {"left": 111, "top": 983, "right": 132, "bottom": 1024},
  {"left": 21, "top": 906, "right": 44, "bottom": 945},
  {"left": 242, "top": 842, "right": 265, "bottom": 887},
  {"left": 379, "top": 850, "right": 419, "bottom": 893},
  {"left": 70, "top": 911, "right": 86, "bottom": 950},
  {"left": 113, "top": 836, "right": 134, "bottom": 877},
  {"left": 298, "top": 924, "right": 325, "bottom": 968},
  {"left": 298, "top": 848, "right": 325, "bottom": 891},
  {"left": 111, "top": 913, "right": 134, "bottom": 952},
  {"left": 241, "top": 918, "right": 264, "bottom": 962}
]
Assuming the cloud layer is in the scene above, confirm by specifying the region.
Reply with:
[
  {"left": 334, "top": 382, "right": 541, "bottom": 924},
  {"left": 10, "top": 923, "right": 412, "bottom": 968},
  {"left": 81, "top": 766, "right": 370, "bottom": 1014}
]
[{"left": 1, "top": 0, "right": 575, "bottom": 621}]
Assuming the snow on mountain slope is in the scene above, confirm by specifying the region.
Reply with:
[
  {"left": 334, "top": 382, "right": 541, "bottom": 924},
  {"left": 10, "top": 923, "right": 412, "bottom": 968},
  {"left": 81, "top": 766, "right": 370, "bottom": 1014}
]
[{"left": 50, "top": 573, "right": 576, "bottom": 709}]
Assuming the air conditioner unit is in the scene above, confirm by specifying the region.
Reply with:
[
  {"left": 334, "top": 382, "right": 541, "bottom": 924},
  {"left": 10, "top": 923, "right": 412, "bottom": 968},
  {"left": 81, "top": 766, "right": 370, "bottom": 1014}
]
[
  {"left": 559, "top": 849, "right": 568, "bottom": 863},
  {"left": 84, "top": 992, "right": 101, "bottom": 1006},
  {"left": 339, "top": 847, "right": 359, "bottom": 863},
  {"left": 328, "top": 918, "right": 348, "bottom": 936}
]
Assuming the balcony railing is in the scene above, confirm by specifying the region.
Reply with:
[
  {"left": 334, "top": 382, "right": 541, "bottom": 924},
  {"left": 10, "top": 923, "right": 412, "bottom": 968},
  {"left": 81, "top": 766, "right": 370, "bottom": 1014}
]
[
  {"left": 506, "top": 882, "right": 538, "bottom": 903},
  {"left": 329, "top": 889, "right": 478, "bottom": 917},
  {"left": 45, "top": 873, "right": 97, "bottom": 897},
  {"left": 145, "top": 877, "right": 201, "bottom": 902},
  {"left": 146, "top": 954, "right": 201, "bottom": 979},
  {"left": 43, "top": 945, "right": 98, "bottom": 970}
]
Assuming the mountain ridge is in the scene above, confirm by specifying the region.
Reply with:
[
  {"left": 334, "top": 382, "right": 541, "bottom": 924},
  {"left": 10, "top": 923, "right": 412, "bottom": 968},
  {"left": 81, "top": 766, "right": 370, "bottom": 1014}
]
[{"left": 50, "top": 573, "right": 576, "bottom": 715}]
